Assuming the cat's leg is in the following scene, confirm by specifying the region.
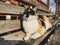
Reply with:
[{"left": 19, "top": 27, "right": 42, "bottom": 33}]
[
  {"left": 30, "top": 32, "right": 41, "bottom": 39},
  {"left": 45, "top": 22, "right": 50, "bottom": 30},
  {"left": 24, "top": 33, "right": 31, "bottom": 41}
]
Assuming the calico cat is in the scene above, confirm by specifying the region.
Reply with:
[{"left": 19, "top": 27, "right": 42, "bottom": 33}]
[{"left": 23, "top": 8, "right": 52, "bottom": 41}]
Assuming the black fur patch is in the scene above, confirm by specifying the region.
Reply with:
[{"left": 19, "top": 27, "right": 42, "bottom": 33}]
[
  {"left": 23, "top": 9, "right": 35, "bottom": 18},
  {"left": 40, "top": 20, "right": 46, "bottom": 28},
  {"left": 23, "top": 9, "right": 30, "bottom": 18},
  {"left": 38, "top": 15, "right": 44, "bottom": 20},
  {"left": 38, "top": 15, "right": 46, "bottom": 28}
]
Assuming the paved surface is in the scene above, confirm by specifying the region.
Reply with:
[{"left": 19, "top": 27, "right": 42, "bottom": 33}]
[{"left": 47, "top": 26, "right": 60, "bottom": 45}]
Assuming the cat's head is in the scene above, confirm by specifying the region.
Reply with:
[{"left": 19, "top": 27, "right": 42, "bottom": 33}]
[{"left": 23, "top": 8, "right": 35, "bottom": 18}]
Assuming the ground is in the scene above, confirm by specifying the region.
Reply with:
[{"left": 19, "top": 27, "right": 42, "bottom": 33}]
[{"left": 47, "top": 26, "right": 60, "bottom": 45}]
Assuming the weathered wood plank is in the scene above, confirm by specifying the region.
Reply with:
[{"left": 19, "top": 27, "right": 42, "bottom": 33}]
[
  {"left": 0, "top": 2, "right": 25, "bottom": 14},
  {"left": 0, "top": 20, "right": 58, "bottom": 45},
  {"left": 1, "top": 31, "right": 25, "bottom": 41},
  {"left": 1, "top": 28, "right": 54, "bottom": 45},
  {"left": 0, "top": 20, "right": 20, "bottom": 34}
]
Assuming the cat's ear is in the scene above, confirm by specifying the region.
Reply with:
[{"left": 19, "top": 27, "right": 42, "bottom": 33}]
[{"left": 33, "top": 7, "right": 37, "bottom": 11}]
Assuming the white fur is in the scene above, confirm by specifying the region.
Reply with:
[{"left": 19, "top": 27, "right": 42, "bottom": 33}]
[
  {"left": 44, "top": 20, "right": 52, "bottom": 30},
  {"left": 24, "top": 33, "right": 31, "bottom": 40},
  {"left": 45, "top": 21, "right": 51, "bottom": 30},
  {"left": 30, "top": 32, "right": 41, "bottom": 39},
  {"left": 43, "top": 16, "right": 52, "bottom": 31},
  {"left": 42, "top": 21, "right": 51, "bottom": 32},
  {"left": 23, "top": 15, "right": 39, "bottom": 34},
  {"left": 23, "top": 15, "right": 52, "bottom": 40},
  {"left": 23, "top": 15, "right": 39, "bottom": 40}
]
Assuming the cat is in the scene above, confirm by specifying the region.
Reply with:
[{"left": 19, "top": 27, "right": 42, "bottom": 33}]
[{"left": 23, "top": 8, "right": 52, "bottom": 41}]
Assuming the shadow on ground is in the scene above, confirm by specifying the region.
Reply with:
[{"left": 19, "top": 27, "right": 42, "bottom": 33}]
[{"left": 0, "top": 38, "right": 31, "bottom": 45}]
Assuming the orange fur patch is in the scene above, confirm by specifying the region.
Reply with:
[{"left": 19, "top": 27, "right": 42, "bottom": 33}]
[
  {"left": 43, "top": 16, "right": 52, "bottom": 28},
  {"left": 37, "top": 19, "right": 44, "bottom": 35}
]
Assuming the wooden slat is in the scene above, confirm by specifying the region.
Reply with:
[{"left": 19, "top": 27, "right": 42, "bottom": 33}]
[
  {"left": 20, "top": 0, "right": 51, "bottom": 13},
  {"left": 37, "top": 6, "right": 50, "bottom": 12},
  {"left": 19, "top": 0, "right": 36, "bottom": 6},
  {"left": 1, "top": 31, "right": 25, "bottom": 41},
  {"left": 0, "top": 20, "right": 20, "bottom": 34},
  {"left": 0, "top": 2, "right": 25, "bottom": 14}
]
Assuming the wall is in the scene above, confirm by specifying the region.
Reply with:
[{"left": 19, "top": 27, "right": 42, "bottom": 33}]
[{"left": 36, "top": 1, "right": 48, "bottom": 10}]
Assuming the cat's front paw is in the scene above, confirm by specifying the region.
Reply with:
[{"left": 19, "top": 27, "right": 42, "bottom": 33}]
[
  {"left": 23, "top": 33, "right": 31, "bottom": 42},
  {"left": 24, "top": 37, "right": 29, "bottom": 41},
  {"left": 23, "top": 37, "right": 31, "bottom": 42}
]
